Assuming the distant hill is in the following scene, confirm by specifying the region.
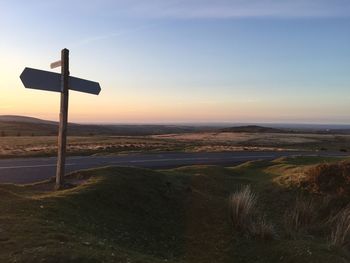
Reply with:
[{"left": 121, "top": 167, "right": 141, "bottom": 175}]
[
  {"left": 221, "top": 125, "right": 285, "bottom": 133},
  {"left": 0, "top": 115, "right": 55, "bottom": 125},
  {"left": 1, "top": 116, "right": 350, "bottom": 137},
  {"left": 0, "top": 115, "right": 214, "bottom": 136}
]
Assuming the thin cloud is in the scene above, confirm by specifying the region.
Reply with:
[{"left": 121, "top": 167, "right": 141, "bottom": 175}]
[
  {"left": 113, "top": 0, "right": 350, "bottom": 19},
  {"left": 70, "top": 23, "right": 157, "bottom": 48}
]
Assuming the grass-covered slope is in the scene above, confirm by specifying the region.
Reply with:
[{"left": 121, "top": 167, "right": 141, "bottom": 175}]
[
  {"left": 1, "top": 158, "right": 350, "bottom": 262},
  {"left": 0, "top": 115, "right": 214, "bottom": 136}
]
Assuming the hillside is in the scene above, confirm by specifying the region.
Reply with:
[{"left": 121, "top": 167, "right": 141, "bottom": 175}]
[
  {"left": 2, "top": 116, "right": 350, "bottom": 137},
  {"left": 1, "top": 158, "right": 349, "bottom": 262},
  {"left": 0, "top": 116, "right": 112, "bottom": 136},
  {"left": 0, "top": 115, "right": 212, "bottom": 136},
  {"left": 0, "top": 115, "right": 56, "bottom": 124}
]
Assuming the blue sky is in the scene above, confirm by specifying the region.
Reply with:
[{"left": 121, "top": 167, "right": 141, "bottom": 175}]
[{"left": 1, "top": 0, "right": 350, "bottom": 123}]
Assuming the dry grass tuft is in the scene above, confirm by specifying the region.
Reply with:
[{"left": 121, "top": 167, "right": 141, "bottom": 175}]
[
  {"left": 229, "top": 185, "right": 275, "bottom": 240},
  {"left": 330, "top": 205, "right": 350, "bottom": 248},
  {"left": 284, "top": 196, "right": 315, "bottom": 236},
  {"left": 249, "top": 215, "right": 275, "bottom": 240},
  {"left": 229, "top": 185, "right": 257, "bottom": 231}
]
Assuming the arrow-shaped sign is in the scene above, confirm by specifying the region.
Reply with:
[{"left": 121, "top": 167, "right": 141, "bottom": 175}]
[{"left": 20, "top": 67, "right": 101, "bottom": 95}]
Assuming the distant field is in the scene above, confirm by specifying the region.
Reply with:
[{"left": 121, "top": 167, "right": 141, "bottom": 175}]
[
  {"left": 154, "top": 132, "right": 350, "bottom": 152},
  {"left": 1, "top": 131, "right": 350, "bottom": 158},
  {"left": 0, "top": 116, "right": 350, "bottom": 158},
  {"left": 0, "top": 136, "right": 185, "bottom": 158}
]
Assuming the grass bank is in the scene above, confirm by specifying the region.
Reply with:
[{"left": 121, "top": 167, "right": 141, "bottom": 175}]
[{"left": 1, "top": 156, "right": 349, "bottom": 262}]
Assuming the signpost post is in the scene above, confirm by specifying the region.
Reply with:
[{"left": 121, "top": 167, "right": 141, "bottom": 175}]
[
  {"left": 56, "top": 49, "right": 69, "bottom": 189},
  {"left": 20, "top": 48, "right": 101, "bottom": 190}
]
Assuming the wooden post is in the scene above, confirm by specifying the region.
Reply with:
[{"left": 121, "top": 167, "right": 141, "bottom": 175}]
[{"left": 55, "top": 49, "right": 69, "bottom": 190}]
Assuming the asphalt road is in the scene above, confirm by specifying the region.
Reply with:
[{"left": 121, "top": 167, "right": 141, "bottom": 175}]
[{"left": 0, "top": 151, "right": 346, "bottom": 184}]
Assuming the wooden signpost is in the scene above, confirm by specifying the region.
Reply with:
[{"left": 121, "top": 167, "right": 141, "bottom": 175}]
[{"left": 20, "top": 49, "right": 101, "bottom": 190}]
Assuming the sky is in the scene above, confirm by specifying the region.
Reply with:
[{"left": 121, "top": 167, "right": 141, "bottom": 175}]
[{"left": 1, "top": 0, "right": 350, "bottom": 124}]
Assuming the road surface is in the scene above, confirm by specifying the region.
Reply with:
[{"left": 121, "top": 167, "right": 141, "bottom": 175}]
[{"left": 0, "top": 151, "right": 346, "bottom": 184}]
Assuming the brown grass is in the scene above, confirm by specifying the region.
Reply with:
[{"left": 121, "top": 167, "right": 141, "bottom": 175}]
[
  {"left": 249, "top": 215, "right": 275, "bottom": 240},
  {"left": 302, "top": 161, "right": 350, "bottom": 196},
  {"left": 229, "top": 185, "right": 275, "bottom": 240},
  {"left": 229, "top": 185, "right": 257, "bottom": 231},
  {"left": 330, "top": 205, "right": 350, "bottom": 248}
]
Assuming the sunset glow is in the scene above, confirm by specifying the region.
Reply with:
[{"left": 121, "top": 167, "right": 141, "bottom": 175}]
[{"left": 1, "top": 0, "right": 350, "bottom": 123}]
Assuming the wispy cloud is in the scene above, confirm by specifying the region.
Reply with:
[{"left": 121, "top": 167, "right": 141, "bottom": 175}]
[
  {"left": 70, "top": 23, "right": 156, "bottom": 48},
  {"left": 110, "top": 0, "right": 350, "bottom": 19},
  {"left": 70, "top": 0, "right": 350, "bottom": 47}
]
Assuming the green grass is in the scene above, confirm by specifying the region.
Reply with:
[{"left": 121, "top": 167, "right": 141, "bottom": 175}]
[{"left": 1, "top": 157, "right": 350, "bottom": 262}]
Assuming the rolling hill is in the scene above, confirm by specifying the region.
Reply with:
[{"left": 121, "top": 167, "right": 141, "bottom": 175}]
[
  {"left": 2, "top": 116, "right": 350, "bottom": 137},
  {"left": 0, "top": 115, "right": 213, "bottom": 136},
  {"left": 1, "top": 157, "right": 349, "bottom": 262},
  {"left": 0, "top": 115, "right": 56, "bottom": 124}
]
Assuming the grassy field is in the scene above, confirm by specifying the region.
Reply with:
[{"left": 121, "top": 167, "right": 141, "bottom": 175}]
[
  {"left": 1, "top": 132, "right": 350, "bottom": 158},
  {"left": 0, "top": 136, "right": 189, "bottom": 158},
  {"left": 1, "top": 156, "right": 350, "bottom": 262},
  {"left": 153, "top": 132, "right": 350, "bottom": 152}
]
